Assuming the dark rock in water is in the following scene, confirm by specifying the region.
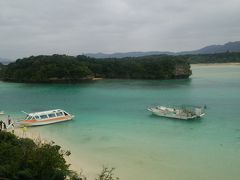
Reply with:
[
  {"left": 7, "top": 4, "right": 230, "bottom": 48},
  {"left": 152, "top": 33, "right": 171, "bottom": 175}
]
[{"left": 174, "top": 64, "right": 192, "bottom": 78}]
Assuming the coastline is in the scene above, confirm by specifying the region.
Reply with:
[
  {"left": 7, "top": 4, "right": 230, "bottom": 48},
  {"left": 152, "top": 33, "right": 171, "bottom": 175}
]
[
  {"left": 12, "top": 127, "right": 97, "bottom": 179},
  {"left": 1, "top": 64, "right": 240, "bottom": 180},
  {"left": 191, "top": 62, "right": 240, "bottom": 66},
  {"left": 92, "top": 77, "right": 104, "bottom": 81}
]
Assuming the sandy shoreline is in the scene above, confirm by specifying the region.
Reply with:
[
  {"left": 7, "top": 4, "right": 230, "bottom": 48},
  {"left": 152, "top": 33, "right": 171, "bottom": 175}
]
[
  {"left": 191, "top": 62, "right": 240, "bottom": 66},
  {"left": 92, "top": 77, "right": 104, "bottom": 81},
  {"left": 10, "top": 127, "right": 95, "bottom": 179},
  {"left": 12, "top": 127, "right": 42, "bottom": 141},
  {"left": 1, "top": 111, "right": 88, "bottom": 174},
  {"left": 9, "top": 128, "right": 79, "bottom": 171}
]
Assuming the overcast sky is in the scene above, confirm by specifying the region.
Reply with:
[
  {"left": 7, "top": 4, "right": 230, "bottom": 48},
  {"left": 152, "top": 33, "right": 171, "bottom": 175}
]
[{"left": 0, "top": 0, "right": 239, "bottom": 59}]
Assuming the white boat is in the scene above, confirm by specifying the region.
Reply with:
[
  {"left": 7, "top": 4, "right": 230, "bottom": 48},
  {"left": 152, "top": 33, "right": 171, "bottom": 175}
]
[
  {"left": 18, "top": 109, "right": 74, "bottom": 126},
  {"left": 148, "top": 106, "right": 205, "bottom": 120},
  {"left": 0, "top": 111, "right": 4, "bottom": 115}
]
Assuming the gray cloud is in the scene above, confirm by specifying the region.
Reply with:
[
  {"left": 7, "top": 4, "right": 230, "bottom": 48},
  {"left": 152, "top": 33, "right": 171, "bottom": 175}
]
[{"left": 0, "top": 0, "right": 239, "bottom": 59}]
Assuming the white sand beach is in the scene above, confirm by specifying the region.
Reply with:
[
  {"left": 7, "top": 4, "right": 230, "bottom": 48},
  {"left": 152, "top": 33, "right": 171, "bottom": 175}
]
[
  {"left": 10, "top": 127, "right": 96, "bottom": 179},
  {"left": 191, "top": 62, "right": 240, "bottom": 66}
]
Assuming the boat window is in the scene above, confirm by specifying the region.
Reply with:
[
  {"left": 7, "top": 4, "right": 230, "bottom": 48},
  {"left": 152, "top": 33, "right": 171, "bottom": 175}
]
[
  {"left": 48, "top": 113, "right": 56, "bottom": 118},
  {"left": 35, "top": 116, "right": 40, "bottom": 120},
  {"left": 56, "top": 112, "right": 63, "bottom": 117},
  {"left": 27, "top": 116, "right": 33, "bottom": 120},
  {"left": 40, "top": 115, "right": 48, "bottom": 119}
]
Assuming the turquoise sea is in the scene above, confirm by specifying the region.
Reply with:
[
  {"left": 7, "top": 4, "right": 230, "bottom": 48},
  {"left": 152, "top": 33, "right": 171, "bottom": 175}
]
[{"left": 1, "top": 64, "right": 240, "bottom": 180}]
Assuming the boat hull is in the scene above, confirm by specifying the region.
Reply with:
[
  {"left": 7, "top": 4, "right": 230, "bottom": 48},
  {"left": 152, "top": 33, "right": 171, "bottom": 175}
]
[
  {"left": 151, "top": 111, "right": 196, "bottom": 120},
  {"left": 18, "top": 115, "right": 74, "bottom": 127},
  {"left": 148, "top": 108, "right": 204, "bottom": 120}
]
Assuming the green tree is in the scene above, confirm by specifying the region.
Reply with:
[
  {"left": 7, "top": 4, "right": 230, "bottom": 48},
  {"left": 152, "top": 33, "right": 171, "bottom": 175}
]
[{"left": 0, "top": 131, "right": 82, "bottom": 180}]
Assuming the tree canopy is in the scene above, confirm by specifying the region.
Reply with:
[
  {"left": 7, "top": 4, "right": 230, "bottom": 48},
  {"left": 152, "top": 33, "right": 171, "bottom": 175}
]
[
  {"left": 0, "top": 54, "right": 191, "bottom": 83},
  {"left": 180, "top": 52, "right": 240, "bottom": 64},
  {"left": 0, "top": 131, "right": 80, "bottom": 180}
]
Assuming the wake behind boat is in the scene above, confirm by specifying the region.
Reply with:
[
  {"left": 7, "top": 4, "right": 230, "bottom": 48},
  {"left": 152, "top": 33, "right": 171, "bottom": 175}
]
[
  {"left": 18, "top": 109, "right": 74, "bottom": 126},
  {"left": 148, "top": 105, "right": 205, "bottom": 120}
]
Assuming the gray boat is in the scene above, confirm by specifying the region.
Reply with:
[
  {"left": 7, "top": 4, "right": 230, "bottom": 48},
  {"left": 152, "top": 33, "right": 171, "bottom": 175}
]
[{"left": 148, "top": 106, "right": 205, "bottom": 120}]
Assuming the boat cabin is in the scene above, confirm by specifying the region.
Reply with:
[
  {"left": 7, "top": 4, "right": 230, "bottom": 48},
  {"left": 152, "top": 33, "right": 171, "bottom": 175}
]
[
  {"left": 19, "top": 109, "right": 74, "bottom": 127},
  {"left": 24, "top": 109, "right": 70, "bottom": 121}
]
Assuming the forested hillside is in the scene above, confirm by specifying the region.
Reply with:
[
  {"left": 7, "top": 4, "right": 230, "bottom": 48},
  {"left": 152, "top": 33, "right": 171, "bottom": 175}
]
[
  {"left": 0, "top": 54, "right": 191, "bottom": 83},
  {"left": 182, "top": 52, "right": 240, "bottom": 64}
]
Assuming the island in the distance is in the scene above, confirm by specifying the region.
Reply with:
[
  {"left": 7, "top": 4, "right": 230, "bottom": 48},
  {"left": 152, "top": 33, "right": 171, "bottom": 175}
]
[{"left": 0, "top": 54, "right": 192, "bottom": 83}]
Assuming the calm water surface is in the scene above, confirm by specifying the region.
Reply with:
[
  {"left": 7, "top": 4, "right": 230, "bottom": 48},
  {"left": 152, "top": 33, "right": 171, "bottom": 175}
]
[{"left": 1, "top": 64, "right": 240, "bottom": 180}]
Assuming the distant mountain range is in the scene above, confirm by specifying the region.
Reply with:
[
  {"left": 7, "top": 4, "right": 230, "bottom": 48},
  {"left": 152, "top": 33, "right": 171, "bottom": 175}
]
[
  {"left": 85, "top": 51, "right": 175, "bottom": 59},
  {"left": 1, "top": 41, "right": 240, "bottom": 62},
  {"left": 179, "top": 41, "right": 240, "bottom": 55},
  {"left": 86, "top": 41, "right": 240, "bottom": 58}
]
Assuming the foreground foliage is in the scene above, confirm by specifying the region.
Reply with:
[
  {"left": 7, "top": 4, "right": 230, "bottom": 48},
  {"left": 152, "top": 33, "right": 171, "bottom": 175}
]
[
  {"left": 96, "top": 167, "right": 119, "bottom": 180},
  {"left": 0, "top": 131, "right": 120, "bottom": 180},
  {"left": 0, "top": 131, "right": 81, "bottom": 180}
]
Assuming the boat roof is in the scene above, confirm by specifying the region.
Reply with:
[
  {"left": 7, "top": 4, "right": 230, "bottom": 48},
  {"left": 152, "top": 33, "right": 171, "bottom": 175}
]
[
  {"left": 26, "top": 109, "right": 65, "bottom": 116},
  {"left": 158, "top": 105, "right": 203, "bottom": 109}
]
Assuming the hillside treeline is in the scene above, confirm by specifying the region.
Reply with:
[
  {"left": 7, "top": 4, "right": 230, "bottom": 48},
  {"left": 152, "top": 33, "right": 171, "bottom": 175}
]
[
  {"left": 182, "top": 52, "right": 240, "bottom": 64},
  {"left": 0, "top": 54, "right": 191, "bottom": 83}
]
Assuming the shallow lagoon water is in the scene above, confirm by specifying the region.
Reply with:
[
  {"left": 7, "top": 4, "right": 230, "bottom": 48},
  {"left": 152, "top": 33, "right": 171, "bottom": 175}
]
[{"left": 1, "top": 64, "right": 240, "bottom": 180}]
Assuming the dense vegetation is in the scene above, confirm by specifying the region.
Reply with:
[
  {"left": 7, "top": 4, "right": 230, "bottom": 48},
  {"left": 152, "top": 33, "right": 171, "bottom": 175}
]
[
  {"left": 0, "top": 55, "right": 92, "bottom": 83},
  {"left": 0, "top": 54, "right": 191, "bottom": 83},
  {"left": 2, "top": 52, "right": 238, "bottom": 83},
  {"left": 96, "top": 167, "right": 119, "bottom": 180},
  {"left": 0, "top": 131, "right": 81, "bottom": 180},
  {"left": 80, "top": 55, "right": 191, "bottom": 79},
  {"left": 182, "top": 52, "right": 240, "bottom": 64},
  {"left": 0, "top": 131, "right": 120, "bottom": 180},
  {"left": 1, "top": 52, "right": 239, "bottom": 83}
]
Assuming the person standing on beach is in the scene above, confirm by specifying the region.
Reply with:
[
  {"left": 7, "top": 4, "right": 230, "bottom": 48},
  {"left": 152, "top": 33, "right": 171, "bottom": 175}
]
[
  {"left": 8, "top": 115, "right": 11, "bottom": 125},
  {"left": 3, "top": 121, "right": 6, "bottom": 130},
  {"left": 0, "top": 120, "right": 3, "bottom": 131},
  {"left": 11, "top": 124, "right": 15, "bottom": 134},
  {"left": 22, "top": 126, "right": 27, "bottom": 137}
]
